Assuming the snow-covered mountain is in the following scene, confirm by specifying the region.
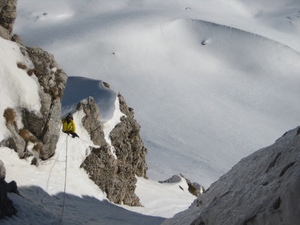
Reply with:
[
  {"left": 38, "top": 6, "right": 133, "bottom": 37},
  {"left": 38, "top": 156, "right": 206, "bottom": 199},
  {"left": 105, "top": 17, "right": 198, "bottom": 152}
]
[
  {"left": 13, "top": 0, "right": 300, "bottom": 187},
  {"left": 0, "top": 35, "right": 195, "bottom": 224},
  {"left": 1, "top": 0, "right": 300, "bottom": 224}
]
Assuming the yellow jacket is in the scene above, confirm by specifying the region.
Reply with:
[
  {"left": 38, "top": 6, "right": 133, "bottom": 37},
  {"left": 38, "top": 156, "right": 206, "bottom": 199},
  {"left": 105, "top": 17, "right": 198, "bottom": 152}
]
[{"left": 62, "top": 119, "right": 76, "bottom": 133}]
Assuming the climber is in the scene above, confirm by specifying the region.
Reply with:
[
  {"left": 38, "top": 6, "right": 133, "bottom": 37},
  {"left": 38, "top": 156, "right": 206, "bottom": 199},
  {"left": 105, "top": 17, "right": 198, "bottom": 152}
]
[{"left": 62, "top": 113, "right": 79, "bottom": 138}]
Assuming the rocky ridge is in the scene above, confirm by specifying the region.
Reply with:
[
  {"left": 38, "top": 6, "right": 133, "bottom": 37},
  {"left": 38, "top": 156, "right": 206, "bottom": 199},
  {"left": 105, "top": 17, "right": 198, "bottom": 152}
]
[
  {"left": 0, "top": 0, "right": 68, "bottom": 164},
  {"left": 78, "top": 96, "right": 148, "bottom": 206}
]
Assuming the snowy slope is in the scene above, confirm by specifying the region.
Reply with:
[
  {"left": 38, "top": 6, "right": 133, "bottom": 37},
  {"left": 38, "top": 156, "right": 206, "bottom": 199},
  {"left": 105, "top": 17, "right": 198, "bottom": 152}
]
[
  {"left": 0, "top": 37, "right": 195, "bottom": 224},
  {"left": 1, "top": 0, "right": 300, "bottom": 224},
  {"left": 13, "top": 0, "right": 300, "bottom": 187}
]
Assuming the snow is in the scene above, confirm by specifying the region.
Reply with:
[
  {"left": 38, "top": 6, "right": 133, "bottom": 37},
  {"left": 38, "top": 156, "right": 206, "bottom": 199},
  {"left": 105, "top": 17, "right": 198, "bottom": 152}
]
[
  {"left": 1, "top": 0, "right": 300, "bottom": 224},
  {"left": 0, "top": 38, "right": 41, "bottom": 139}
]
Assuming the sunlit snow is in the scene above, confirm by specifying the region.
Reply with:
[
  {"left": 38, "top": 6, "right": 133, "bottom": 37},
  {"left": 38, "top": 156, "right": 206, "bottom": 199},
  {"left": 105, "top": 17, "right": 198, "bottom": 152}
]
[{"left": 1, "top": 0, "right": 300, "bottom": 224}]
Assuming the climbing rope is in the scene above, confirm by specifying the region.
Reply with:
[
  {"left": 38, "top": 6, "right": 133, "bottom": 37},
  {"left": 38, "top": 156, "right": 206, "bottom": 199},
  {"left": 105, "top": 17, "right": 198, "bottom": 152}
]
[
  {"left": 59, "top": 135, "right": 68, "bottom": 223},
  {"left": 45, "top": 136, "right": 67, "bottom": 190},
  {"left": 78, "top": 137, "right": 100, "bottom": 148}
]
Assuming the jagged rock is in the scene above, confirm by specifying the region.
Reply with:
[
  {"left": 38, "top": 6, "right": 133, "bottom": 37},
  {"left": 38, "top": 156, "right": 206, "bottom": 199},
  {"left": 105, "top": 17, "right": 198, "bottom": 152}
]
[
  {"left": 110, "top": 93, "right": 148, "bottom": 178},
  {"left": 1, "top": 5, "right": 68, "bottom": 160},
  {"left": 0, "top": 24, "right": 9, "bottom": 39},
  {"left": 21, "top": 47, "right": 67, "bottom": 159},
  {"left": 79, "top": 96, "right": 142, "bottom": 206},
  {"left": 82, "top": 145, "right": 141, "bottom": 206},
  {"left": 0, "top": 3, "right": 67, "bottom": 159},
  {"left": 2, "top": 108, "right": 26, "bottom": 158},
  {"left": 0, "top": 0, "right": 17, "bottom": 37},
  {"left": 1, "top": 45, "right": 67, "bottom": 160},
  {"left": 162, "top": 127, "right": 300, "bottom": 225},
  {"left": 76, "top": 97, "right": 106, "bottom": 147},
  {"left": 11, "top": 33, "right": 24, "bottom": 45},
  {"left": 3, "top": 124, "right": 26, "bottom": 159},
  {"left": 0, "top": 159, "right": 18, "bottom": 218},
  {"left": 180, "top": 174, "right": 205, "bottom": 197}
]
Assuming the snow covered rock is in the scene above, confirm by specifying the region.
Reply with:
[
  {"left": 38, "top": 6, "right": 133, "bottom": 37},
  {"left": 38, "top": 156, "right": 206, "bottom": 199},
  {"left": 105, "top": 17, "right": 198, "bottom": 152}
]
[
  {"left": 110, "top": 93, "right": 148, "bottom": 178},
  {"left": 1, "top": 44, "right": 68, "bottom": 160},
  {"left": 163, "top": 126, "right": 300, "bottom": 225},
  {"left": 82, "top": 144, "right": 141, "bottom": 206},
  {"left": 0, "top": 3, "right": 68, "bottom": 161},
  {"left": 0, "top": 0, "right": 17, "bottom": 37},
  {"left": 76, "top": 96, "right": 107, "bottom": 147},
  {"left": 159, "top": 174, "right": 205, "bottom": 197}
]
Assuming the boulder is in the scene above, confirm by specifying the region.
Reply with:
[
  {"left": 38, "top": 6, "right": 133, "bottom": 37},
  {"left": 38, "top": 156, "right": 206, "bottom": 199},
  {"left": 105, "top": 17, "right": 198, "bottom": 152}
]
[{"left": 21, "top": 47, "right": 67, "bottom": 160}]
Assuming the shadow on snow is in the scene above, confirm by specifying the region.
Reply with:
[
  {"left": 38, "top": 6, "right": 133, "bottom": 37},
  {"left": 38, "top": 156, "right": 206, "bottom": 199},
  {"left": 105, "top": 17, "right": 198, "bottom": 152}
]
[{"left": 2, "top": 186, "right": 166, "bottom": 225}]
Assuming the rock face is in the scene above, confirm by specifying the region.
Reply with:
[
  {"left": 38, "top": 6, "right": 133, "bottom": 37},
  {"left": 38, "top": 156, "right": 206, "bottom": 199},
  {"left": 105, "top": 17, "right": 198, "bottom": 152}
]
[
  {"left": 110, "top": 93, "right": 148, "bottom": 178},
  {"left": 1, "top": 45, "right": 68, "bottom": 162},
  {"left": 80, "top": 96, "right": 146, "bottom": 206},
  {"left": 76, "top": 97, "right": 106, "bottom": 147},
  {"left": 162, "top": 127, "right": 300, "bottom": 225},
  {"left": 0, "top": 1, "right": 67, "bottom": 161},
  {"left": 23, "top": 47, "right": 68, "bottom": 159},
  {"left": 0, "top": 0, "right": 17, "bottom": 39}
]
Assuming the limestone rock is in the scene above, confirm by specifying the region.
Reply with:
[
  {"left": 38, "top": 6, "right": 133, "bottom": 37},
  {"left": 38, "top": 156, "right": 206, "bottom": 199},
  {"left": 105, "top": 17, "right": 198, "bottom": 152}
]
[
  {"left": 21, "top": 47, "right": 67, "bottom": 159},
  {"left": 1, "top": 46, "right": 68, "bottom": 161},
  {"left": 76, "top": 97, "right": 106, "bottom": 147},
  {"left": 0, "top": 2, "right": 66, "bottom": 162},
  {"left": 0, "top": 0, "right": 17, "bottom": 37},
  {"left": 79, "top": 96, "right": 142, "bottom": 206},
  {"left": 110, "top": 93, "right": 148, "bottom": 178},
  {"left": 82, "top": 145, "right": 141, "bottom": 206},
  {"left": 0, "top": 24, "right": 9, "bottom": 39},
  {"left": 0, "top": 159, "right": 19, "bottom": 218}
]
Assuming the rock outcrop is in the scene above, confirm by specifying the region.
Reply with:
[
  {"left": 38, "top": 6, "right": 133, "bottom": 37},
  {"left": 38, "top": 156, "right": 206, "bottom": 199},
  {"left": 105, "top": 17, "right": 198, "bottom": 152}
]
[
  {"left": 110, "top": 93, "right": 148, "bottom": 178},
  {"left": 1, "top": 45, "right": 68, "bottom": 162},
  {"left": 0, "top": 1, "right": 68, "bottom": 161},
  {"left": 159, "top": 174, "right": 205, "bottom": 197},
  {"left": 162, "top": 127, "right": 300, "bottom": 225},
  {"left": 0, "top": 0, "right": 17, "bottom": 39},
  {"left": 80, "top": 95, "right": 147, "bottom": 206},
  {"left": 22, "top": 47, "right": 67, "bottom": 159},
  {"left": 76, "top": 97, "right": 107, "bottom": 147}
]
